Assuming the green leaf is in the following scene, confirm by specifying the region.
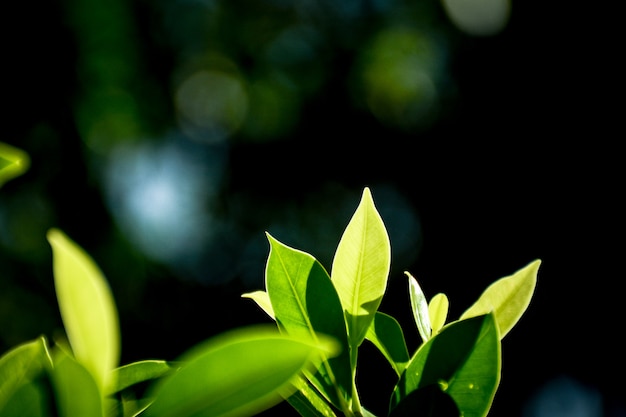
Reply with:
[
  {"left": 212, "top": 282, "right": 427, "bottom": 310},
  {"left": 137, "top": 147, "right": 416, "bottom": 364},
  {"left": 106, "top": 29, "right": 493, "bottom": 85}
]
[
  {"left": 331, "top": 187, "right": 391, "bottom": 349},
  {"left": 365, "top": 312, "right": 410, "bottom": 376},
  {"left": 143, "top": 325, "right": 340, "bottom": 417},
  {"left": 361, "top": 407, "right": 378, "bottom": 417},
  {"left": 0, "top": 379, "right": 50, "bottom": 417},
  {"left": 460, "top": 260, "right": 540, "bottom": 339},
  {"left": 390, "top": 314, "right": 500, "bottom": 417},
  {"left": 121, "top": 397, "right": 153, "bottom": 417},
  {"left": 286, "top": 376, "right": 338, "bottom": 417},
  {"left": 406, "top": 272, "right": 431, "bottom": 343},
  {"left": 0, "top": 336, "right": 51, "bottom": 413},
  {"left": 428, "top": 293, "right": 449, "bottom": 335},
  {"left": 265, "top": 234, "right": 353, "bottom": 411},
  {"left": 241, "top": 289, "right": 345, "bottom": 416},
  {"left": 241, "top": 290, "right": 275, "bottom": 319},
  {"left": 0, "top": 142, "right": 29, "bottom": 188},
  {"left": 49, "top": 347, "right": 104, "bottom": 417},
  {"left": 47, "top": 228, "right": 121, "bottom": 393},
  {"left": 110, "top": 360, "right": 176, "bottom": 395}
]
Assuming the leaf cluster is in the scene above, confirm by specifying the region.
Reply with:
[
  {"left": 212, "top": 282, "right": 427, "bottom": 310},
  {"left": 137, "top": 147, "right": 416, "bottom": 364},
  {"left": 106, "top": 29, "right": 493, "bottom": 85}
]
[
  {"left": 0, "top": 143, "right": 539, "bottom": 417},
  {"left": 243, "top": 187, "right": 540, "bottom": 417}
]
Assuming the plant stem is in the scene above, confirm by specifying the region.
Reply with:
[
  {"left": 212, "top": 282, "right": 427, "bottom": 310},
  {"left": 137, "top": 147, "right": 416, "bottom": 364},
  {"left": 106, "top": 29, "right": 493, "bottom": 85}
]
[{"left": 349, "top": 345, "right": 363, "bottom": 416}]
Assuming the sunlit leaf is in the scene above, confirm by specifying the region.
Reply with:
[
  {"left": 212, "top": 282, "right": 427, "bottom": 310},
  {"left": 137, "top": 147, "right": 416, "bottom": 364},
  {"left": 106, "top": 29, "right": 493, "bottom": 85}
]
[
  {"left": 390, "top": 314, "right": 500, "bottom": 417},
  {"left": 49, "top": 346, "right": 104, "bottom": 417},
  {"left": 143, "top": 325, "right": 340, "bottom": 417},
  {"left": 0, "top": 142, "right": 29, "bottom": 188},
  {"left": 428, "top": 293, "right": 449, "bottom": 335},
  {"left": 241, "top": 264, "right": 342, "bottom": 414},
  {"left": 241, "top": 290, "right": 275, "bottom": 319},
  {"left": 265, "top": 234, "right": 352, "bottom": 411},
  {"left": 406, "top": 272, "right": 431, "bottom": 343},
  {"left": 460, "top": 260, "right": 540, "bottom": 339},
  {"left": 47, "top": 228, "right": 120, "bottom": 393},
  {"left": 331, "top": 187, "right": 391, "bottom": 349},
  {"left": 0, "top": 336, "right": 51, "bottom": 413},
  {"left": 110, "top": 360, "right": 176, "bottom": 395},
  {"left": 286, "top": 376, "right": 338, "bottom": 417},
  {"left": 365, "top": 312, "right": 409, "bottom": 376}
]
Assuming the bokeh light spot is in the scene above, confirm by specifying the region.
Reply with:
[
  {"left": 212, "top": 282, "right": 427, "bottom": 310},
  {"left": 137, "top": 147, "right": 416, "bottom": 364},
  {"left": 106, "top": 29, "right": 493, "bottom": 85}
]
[
  {"left": 355, "top": 27, "right": 448, "bottom": 130},
  {"left": 175, "top": 69, "right": 248, "bottom": 143},
  {"left": 441, "top": 0, "right": 510, "bottom": 36},
  {"left": 522, "top": 375, "right": 603, "bottom": 417},
  {"left": 103, "top": 136, "right": 225, "bottom": 270},
  {"left": 240, "top": 76, "right": 300, "bottom": 140},
  {"left": 77, "top": 88, "right": 144, "bottom": 154}
]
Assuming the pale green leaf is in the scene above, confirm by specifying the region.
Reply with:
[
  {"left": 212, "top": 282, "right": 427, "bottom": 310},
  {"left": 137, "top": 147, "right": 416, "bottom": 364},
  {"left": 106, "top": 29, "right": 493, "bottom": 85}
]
[
  {"left": 391, "top": 314, "right": 501, "bottom": 417},
  {"left": 0, "top": 142, "right": 29, "bottom": 188},
  {"left": 428, "top": 293, "right": 449, "bottom": 335},
  {"left": 241, "top": 290, "right": 275, "bottom": 319},
  {"left": 460, "top": 259, "right": 540, "bottom": 339},
  {"left": 47, "top": 228, "right": 120, "bottom": 393},
  {"left": 143, "top": 326, "right": 339, "bottom": 417},
  {"left": 265, "top": 234, "right": 352, "bottom": 411},
  {"left": 331, "top": 187, "right": 391, "bottom": 349},
  {"left": 365, "top": 312, "right": 409, "bottom": 376},
  {"left": 406, "top": 271, "right": 431, "bottom": 343},
  {"left": 0, "top": 336, "right": 51, "bottom": 412}
]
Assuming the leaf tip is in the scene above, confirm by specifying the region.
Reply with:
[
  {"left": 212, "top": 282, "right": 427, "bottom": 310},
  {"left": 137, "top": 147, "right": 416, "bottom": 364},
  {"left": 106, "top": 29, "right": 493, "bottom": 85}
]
[
  {"left": 361, "top": 186, "right": 374, "bottom": 202},
  {"left": 46, "top": 227, "right": 62, "bottom": 244},
  {"left": 265, "top": 231, "right": 277, "bottom": 243}
]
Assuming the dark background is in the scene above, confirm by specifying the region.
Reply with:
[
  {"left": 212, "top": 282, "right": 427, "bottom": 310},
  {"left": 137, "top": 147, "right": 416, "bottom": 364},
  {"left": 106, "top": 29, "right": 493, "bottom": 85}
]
[{"left": 2, "top": 0, "right": 622, "bottom": 416}]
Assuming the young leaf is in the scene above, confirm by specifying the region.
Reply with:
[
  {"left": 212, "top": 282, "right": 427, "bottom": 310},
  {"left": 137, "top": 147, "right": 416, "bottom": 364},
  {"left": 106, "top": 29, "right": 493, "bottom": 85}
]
[
  {"left": 241, "top": 290, "right": 275, "bottom": 319},
  {"left": 109, "top": 360, "right": 176, "bottom": 395},
  {"left": 0, "top": 336, "right": 51, "bottom": 412},
  {"left": 0, "top": 142, "right": 29, "bottom": 188},
  {"left": 428, "top": 293, "right": 449, "bottom": 335},
  {"left": 406, "top": 272, "right": 431, "bottom": 343},
  {"left": 331, "top": 187, "right": 391, "bottom": 349},
  {"left": 390, "top": 314, "right": 500, "bottom": 417},
  {"left": 365, "top": 312, "right": 410, "bottom": 376},
  {"left": 47, "top": 228, "right": 121, "bottom": 393},
  {"left": 142, "top": 326, "right": 340, "bottom": 417},
  {"left": 49, "top": 346, "right": 104, "bottom": 417},
  {"left": 265, "top": 234, "right": 353, "bottom": 411},
  {"left": 460, "top": 259, "right": 540, "bottom": 339}
]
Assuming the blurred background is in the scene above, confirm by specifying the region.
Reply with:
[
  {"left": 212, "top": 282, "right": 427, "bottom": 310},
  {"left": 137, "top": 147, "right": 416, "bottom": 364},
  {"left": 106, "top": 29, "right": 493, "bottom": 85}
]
[{"left": 1, "top": 0, "right": 622, "bottom": 415}]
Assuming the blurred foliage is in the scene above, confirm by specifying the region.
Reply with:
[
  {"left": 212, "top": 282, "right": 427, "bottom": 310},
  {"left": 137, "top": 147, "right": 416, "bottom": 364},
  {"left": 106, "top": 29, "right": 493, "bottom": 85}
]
[
  {"left": 0, "top": 0, "right": 532, "bottom": 414},
  {"left": 0, "top": 143, "right": 30, "bottom": 189}
]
